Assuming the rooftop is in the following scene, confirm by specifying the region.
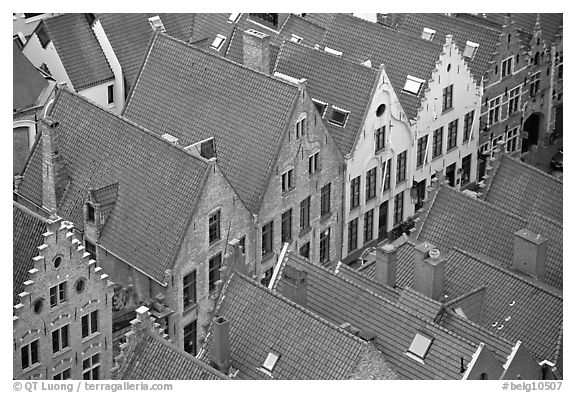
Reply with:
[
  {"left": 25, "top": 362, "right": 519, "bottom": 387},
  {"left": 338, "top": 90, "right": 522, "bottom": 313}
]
[{"left": 13, "top": 40, "right": 51, "bottom": 112}]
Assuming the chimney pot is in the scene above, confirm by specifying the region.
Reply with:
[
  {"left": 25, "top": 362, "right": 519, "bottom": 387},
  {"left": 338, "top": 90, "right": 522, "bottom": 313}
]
[{"left": 210, "top": 316, "right": 231, "bottom": 374}]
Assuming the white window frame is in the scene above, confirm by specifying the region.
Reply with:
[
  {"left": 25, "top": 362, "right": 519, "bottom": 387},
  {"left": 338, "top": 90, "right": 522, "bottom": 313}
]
[
  {"left": 148, "top": 15, "right": 166, "bottom": 32},
  {"left": 421, "top": 27, "right": 436, "bottom": 41},
  {"left": 508, "top": 86, "right": 521, "bottom": 116},
  {"left": 403, "top": 75, "right": 425, "bottom": 95},
  {"left": 463, "top": 41, "right": 479, "bottom": 59},
  {"left": 312, "top": 99, "right": 328, "bottom": 118},
  {"left": 488, "top": 96, "right": 501, "bottom": 126},
  {"left": 211, "top": 34, "right": 226, "bottom": 51},
  {"left": 328, "top": 106, "right": 349, "bottom": 127},
  {"left": 228, "top": 13, "right": 241, "bottom": 23},
  {"left": 501, "top": 57, "right": 513, "bottom": 78}
]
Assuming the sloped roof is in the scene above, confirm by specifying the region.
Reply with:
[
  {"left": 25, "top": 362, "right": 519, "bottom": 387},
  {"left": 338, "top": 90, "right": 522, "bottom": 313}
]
[
  {"left": 90, "top": 183, "right": 119, "bottom": 222},
  {"left": 18, "top": 88, "right": 209, "bottom": 283},
  {"left": 302, "top": 13, "right": 337, "bottom": 30},
  {"left": 119, "top": 332, "right": 226, "bottom": 380},
  {"left": 485, "top": 155, "right": 563, "bottom": 223},
  {"left": 397, "top": 287, "right": 443, "bottom": 321},
  {"left": 203, "top": 273, "right": 393, "bottom": 380},
  {"left": 124, "top": 33, "right": 299, "bottom": 214},
  {"left": 41, "top": 14, "right": 114, "bottom": 90},
  {"left": 274, "top": 252, "right": 481, "bottom": 379},
  {"left": 394, "top": 13, "right": 502, "bottom": 81},
  {"left": 13, "top": 203, "right": 48, "bottom": 305},
  {"left": 274, "top": 40, "right": 378, "bottom": 154},
  {"left": 13, "top": 40, "right": 50, "bottom": 112},
  {"left": 335, "top": 262, "right": 399, "bottom": 302},
  {"left": 359, "top": 241, "right": 415, "bottom": 288},
  {"left": 189, "top": 13, "right": 237, "bottom": 51},
  {"left": 310, "top": 13, "right": 444, "bottom": 121}
]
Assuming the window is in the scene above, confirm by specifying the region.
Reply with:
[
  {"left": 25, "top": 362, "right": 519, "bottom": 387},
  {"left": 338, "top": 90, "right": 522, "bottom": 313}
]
[
  {"left": 488, "top": 97, "right": 501, "bottom": 126},
  {"left": 21, "top": 340, "right": 39, "bottom": 370},
  {"left": 148, "top": 15, "right": 166, "bottom": 32},
  {"left": 479, "top": 142, "right": 490, "bottom": 154},
  {"left": 396, "top": 151, "right": 407, "bottom": 183},
  {"left": 211, "top": 34, "right": 226, "bottom": 50},
  {"left": 290, "top": 34, "right": 303, "bottom": 43},
  {"left": 85, "top": 240, "right": 96, "bottom": 260},
  {"left": 403, "top": 75, "right": 425, "bottom": 95},
  {"left": 376, "top": 104, "right": 386, "bottom": 117},
  {"left": 320, "top": 184, "right": 331, "bottom": 216},
  {"left": 463, "top": 110, "right": 474, "bottom": 142},
  {"left": 184, "top": 322, "right": 197, "bottom": 356},
  {"left": 348, "top": 218, "right": 358, "bottom": 252},
  {"left": 300, "top": 197, "right": 310, "bottom": 230},
  {"left": 239, "top": 236, "right": 246, "bottom": 254},
  {"left": 308, "top": 152, "right": 320, "bottom": 174},
  {"left": 421, "top": 27, "right": 435, "bottom": 41},
  {"left": 50, "top": 282, "right": 67, "bottom": 308},
  {"left": 261, "top": 267, "right": 274, "bottom": 287},
  {"left": 81, "top": 311, "right": 98, "bottom": 338},
  {"left": 394, "top": 192, "right": 404, "bottom": 226},
  {"left": 557, "top": 57, "right": 563, "bottom": 79},
  {"left": 447, "top": 119, "right": 458, "bottom": 150},
  {"left": 320, "top": 228, "right": 330, "bottom": 265},
  {"left": 365, "top": 167, "right": 377, "bottom": 202},
  {"left": 432, "top": 127, "right": 443, "bottom": 158},
  {"left": 299, "top": 242, "right": 310, "bottom": 259},
  {"left": 508, "top": 86, "right": 521, "bottom": 116},
  {"left": 208, "top": 210, "right": 221, "bottom": 244},
  {"left": 282, "top": 169, "right": 294, "bottom": 192},
  {"left": 506, "top": 127, "right": 519, "bottom": 153},
  {"left": 416, "top": 135, "right": 428, "bottom": 167},
  {"left": 52, "top": 325, "right": 69, "bottom": 353},
  {"left": 463, "top": 41, "right": 479, "bottom": 59},
  {"left": 281, "top": 209, "right": 292, "bottom": 243},
  {"left": 183, "top": 271, "right": 197, "bottom": 309},
  {"left": 228, "top": 13, "right": 241, "bottom": 23},
  {"left": 364, "top": 209, "right": 374, "bottom": 243},
  {"left": 329, "top": 108, "right": 348, "bottom": 126},
  {"left": 107, "top": 85, "right": 114, "bottom": 105},
  {"left": 53, "top": 368, "right": 71, "bottom": 380},
  {"left": 461, "top": 154, "right": 472, "bottom": 185},
  {"left": 249, "top": 13, "right": 279, "bottom": 27},
  {"left": 263, "top": 351, "right": 280, "bottom": 372},
  {"left": 296, "top": 118, "right": 306, "bottom": 139},
  {"left": 407, "top": 333, "right": 433, "bottom": 361},
  {"left": 375, "top": 126, "right": 386, "bottom": 152},
  {"left": 262, "top": 221, "right": 273, "bottom": 256},
  {"left": 86, "top": 203, "right": 95, "bottom": 222},
  {"left": 530, "top": 72, "right": 541, "bottom": 96},
  {"left": 442, "top": 85, "right": 453, "bottom": 112},
  {"left": 350, "top": 176, "right": 360, "bottom": 210},
  {"left": 208, "top": 254, "right": 221, "bottom": 293},
  {"left": 313, "top": 100, "right": 327, "bottom": 117},
  {"left": 37, "top": 25, "right": 50, "bottom": 48},
  {"left": 382, "top": 158, "right": 392, "bottom": 191},
  {"left": 501, "top": 57, "right": 513, "bottom": 78}
]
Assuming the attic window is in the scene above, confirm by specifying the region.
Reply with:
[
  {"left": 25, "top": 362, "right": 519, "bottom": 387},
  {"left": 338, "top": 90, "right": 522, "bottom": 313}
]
[
  {"left": 463, "top": 41, "right": 479, "bottom": 59},
  {"left": 312, "top": 99, "right": 328, "bottom": 117},
  {"left": 211, "top": 34, "right": 226, "bottom": 51},
  {"left": 406, "top": 333, "right": 433, "bottom": 362},
  {"left": 290, "top": 34, "right": 303, "bottom": 43},
  {"left": 37, "top": 24, "right": 50, "bottom": 48},
  {"left": 262, "top": 351, "right": 280, "bottom": 372},
  {"left": 228, "top": 13, "right": 241, "bottom": 23},
  {"left": 403, "top": 75, "right": 425, "bottom": 95},
  {"left": 421, "top": 27, "right": 436, "bottom": 41},
  {"left": 148, "top": 15, "right": 166, "bottom": 33},
  {"left": 86, "top": 203, "right": 95, "bottom": 223},
  {"left": 329, "top": 107, "right": 349, "bottom": 127}
]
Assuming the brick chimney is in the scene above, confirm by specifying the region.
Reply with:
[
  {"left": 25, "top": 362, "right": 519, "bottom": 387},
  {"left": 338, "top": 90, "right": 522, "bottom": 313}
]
[
  {"left": 243, "top": 29, "right": 270, "bottom": 74},
  {"left": 512, "top": 229, "right": 548, "bottom": 280},
  {"left": 281, "top": 265, "right": 307, "bottom": 307},
  {"left": 413, "top": 244, "right": 446, "bottom": 301},
  {"left": 41, "top": 116, "right": 69, "bottom": 214},
  {"left": 375, "top": 244, "right": 397, "bottom": 288},
  {"left": 210, "top": 316, "right": 231, "bottom": 374}
]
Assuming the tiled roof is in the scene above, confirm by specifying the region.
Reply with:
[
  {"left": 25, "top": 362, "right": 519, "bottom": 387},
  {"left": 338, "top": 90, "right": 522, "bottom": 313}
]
[
  {"left": 119, "top": 332, "right": 226, "bottom": 380},
  {"left": 42, "top": 14, "right": 114, "bottom": 90},
  {"left": 204, "top": 273, "right": 381, "bottom": 380},
  {"left": 445, "top": 248, "right": 563, "bottom": 375},
  {"left": 18, "top": 88, "right": 209, "bottom": 283},
  {"left": 302, "top": 14, "right": 337, "bottom": 30},
  {"left": 17, "top": 137, "right": 43, "bottom": 208},
  {"left": 394, "top": 13, "right": 502, "bottom": 81},
  {"left": 486, "top": 155, "right": 563, "bottom": 223},
  {"left": 335, "top": 262, "right": 399, "bottom": 302},
  {"left": 189, "top": 13, "right": 237, "bottom": 50},
  {"left": 91, "top": 183, "right": 119, "bottom": 222},
  {"left": 309, "top": 13, "right": 444, "bottom": 121},
  {"left": 13, "top": 203, "right": 48, "bottom": 305},
  {"left": 359, "top": 241, "right": 415, "bottom": 288},
  {"left": 274, "top": 252, "right": 481, "bottom": 379},
  {"left": 13, "top": 40, "right": 49, "bottom": 112},
  {"left": 526, "top": 213, "right": 562, "bottom": 289},
  {"left": 397, "top": 287, "right": 443, "bottom": 321},
  {"left": 274, "top": 40, "right": 379, "bottom": 154},
  {"left": 507, "top": 13, "right": 563, "bottom": 46},
  {"left": 124, "top": 33, "right": 299, "bottom": 214}
]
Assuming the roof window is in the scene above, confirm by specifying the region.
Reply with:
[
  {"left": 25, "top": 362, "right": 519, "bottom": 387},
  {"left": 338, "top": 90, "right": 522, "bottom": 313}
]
[
  {"left": 463, "top": 41, "right": 479, "bottom": 59},
  {"left": 324, "top": 46, "right": 343, "bottom": 56},
  {"left": 406, "top": 332, "right": 433, "bottom": 362},
  {"left": 290, "top": 34, "right": 303, "bottom": 43},
  {"left": 403, "top": 75, "right": 425, "bottom": 95},
  {"left": 228, "top": 13, "right": 241, "bottom": 23},
  {"left": 312, "top": 99, "right": 328, "bottom": 118},
  {"left": 211, "top": 34, "right": 226, "bottom": 51},
  {"left": 262, "top": 351, "right": 280, "bottom": 372},
  {"left": 421, "top": 27, "right": 436, "bottom": 41},
  {"left": 329, "top": 106, "right": 349, "bottom": 127},
  {"left": 148, "top": 15, "right": 166, "bottom": 33}
]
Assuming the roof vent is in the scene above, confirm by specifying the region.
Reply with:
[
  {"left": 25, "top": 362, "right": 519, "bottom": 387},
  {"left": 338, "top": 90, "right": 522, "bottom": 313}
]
[{"left": 428, "top": 249, "right": 440, "bottom": 259}]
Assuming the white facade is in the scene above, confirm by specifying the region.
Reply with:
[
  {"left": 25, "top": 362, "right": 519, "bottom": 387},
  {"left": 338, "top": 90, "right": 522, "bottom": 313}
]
[{"left": 22, "top": 34, "right": 73, "bottom": 89}]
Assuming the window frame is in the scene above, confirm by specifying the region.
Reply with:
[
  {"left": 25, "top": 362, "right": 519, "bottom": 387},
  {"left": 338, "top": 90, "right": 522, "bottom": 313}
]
[
  {"left": 508, "top": 86, "right": 521, "bottom": 116},
  {"left": 365, "top": 167, "right": 377, "bottom": 202},
  {"left": 350, "top": 176, "right": 361, "bottom": 210},
  {"left": 208, "top": 253, "right": 222, "bottom": 294},
  {"left": 488, "top": 96, "right": 501, "bottom": 126},
  {"left": 282, "top": 169, "right": 294, "bottom": 192},
  {"left": 396, "top": 151, "right": 407, "bottom": 184},
  {"left": 50, "top": 282, "right": 67, "bottom": 308},
  {"left": 21, "top": 339, "right": 40, "bottom": 370},
  {"left": 442, "top": 84, "right": 454, "bottom": 112},
  {"left": 183, "top": 270, "right": 197, "bottom": 310},
  {"left": 300, "top": 196, "right": 311, "bottom": 230},
  {"left": 308, "top": 152, "right": 321, "bottom": 174},
  {"left": 208, "top": 210, "right": 221, "bottom": 244},
  {"left": 183, "top": 321, "right": 197, "bottom": 356},
  {"left": 432, "top": 127, "right": 443, "bottom": 158},
  {"left": 364, "top": 209, "right": 374, "bottom": 243},
  {"left": 416, "top": 135, "right": 428, "bottom": 167},
  {"left": 320, "top": 184, "right": 331, "bottom": 216},
  {"left": 281, "top": 209, "right": 293, "bottom": 243},
  {"left": 296, "top": 117, "right": 306, "bottom": 139},
  {"left": 261, "top": 221, "right": 274, "bottom": 257},
  {"left": 348, "top": 218, "right": 358, "bottom": 253},
  {"left": 394, "top": 192, "right": 404, "bottom": 226},
  {"left": 447, "top": 119, "right": 458, "bottom": 150},
  {"left": 210, "top": 34, "right": 226, "bottom": 51},
  {"left": 52, "top": 324, "right": 70, "bottom": 354},
  {"left": 463, "top": 110, "right": 474, "bottom": 141},
  {"left": 319, "top": 228, "right": 330, "bottom": 265},
  {"left": 375, "top": 126, "right": 386, "bottom": 152},
  {"left": 107, "top": 84, "right": 114, "bottom": 105},
  {"left": 501, "top": 57, "right": 513, "bottom": 78},
  {"left": 81, "top": 310, "right": 99, "bottom": 339},
  {"left": 328, "top": 107, "right": 349, "bottom": 127}
]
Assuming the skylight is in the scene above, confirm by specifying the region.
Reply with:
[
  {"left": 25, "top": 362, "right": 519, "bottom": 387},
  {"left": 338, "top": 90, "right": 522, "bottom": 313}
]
[
  {"left": 422, "top": 27, "right": 436, "bottom": 41},
  {"left": 329, "top": 106, "right": 349, "bottom": 127},
  {"left": 148, "top": 15, "right": 166, "bottom": 33},
  {"left": 262, "top": 351, "right": 280, "bottom": 372},
  {"left": 463, "top": 41, "right": 479, "bottom": 59},
  {"left": 312, "top": 99, "right": 328, "bottom": 118},
  {"left": 290, "top": 34, "right": 303, "bottom": 43},
  {"left": 228, "top": 13, "right": 241, "bottom": 23},
  {"left": 403, "top": 75, "right": 425, "bottom": 95},
  {"left": 324, "top": 46, "right": 343, "bottom": 56},
  {"left": 211, "top": 34, "right": 226, "bottom": 51},
  {"left": 407, "top": 333, "right": 433, "bottom": 361}
]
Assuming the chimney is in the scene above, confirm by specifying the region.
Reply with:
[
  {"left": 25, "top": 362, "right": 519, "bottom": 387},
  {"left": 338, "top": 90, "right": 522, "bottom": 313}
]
[
  {"left": 512, "top": 229, "right": 548, "bottom": 279},
  {"left": 446, "top": 34, "right": 453, "bottom": 45},
  {"left": 413, "top": 246, "right": 446, "bottom": 301},
  {"left": 243, "top": 29, "right": 270, "bottom": 74},
  {"left": 375, "top": 244, "right": 397, "bottom": 287},
  {"left": 210, "top": 316, "right": 231, "bottom": 374},
  {"left": 281, "top": 265, "right": 307, "bottom": 307},
  {"left": 41, "top": 116, "right": 69, "bottom": 214}
]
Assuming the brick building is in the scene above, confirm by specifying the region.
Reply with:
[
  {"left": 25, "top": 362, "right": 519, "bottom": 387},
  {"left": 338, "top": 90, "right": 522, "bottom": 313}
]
[{"left": 13, "top": 203, "right": 114, "bottom": 379}]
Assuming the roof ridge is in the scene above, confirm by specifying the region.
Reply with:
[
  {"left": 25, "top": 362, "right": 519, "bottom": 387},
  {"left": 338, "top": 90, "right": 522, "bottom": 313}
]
[
  {"left": 528, "top": 211, "right": 563, "bottom": 228},
  {"left": 442, "top": 308, "right": 517, "bottom": 347},
  {"left": 501, "top": 154, "right": 563, "bottom": 184},
  {"left": 400, "top": 286, "right": 443, "bottom": 306},
  {"left": 444, "top": 285, "right": 487, "bottom": 307},
  {"left": 450, "top": 247, "right": 563, "bottom": 299},
  {"left": 337, "top": 260, "right": 400, "bottom": 295}
]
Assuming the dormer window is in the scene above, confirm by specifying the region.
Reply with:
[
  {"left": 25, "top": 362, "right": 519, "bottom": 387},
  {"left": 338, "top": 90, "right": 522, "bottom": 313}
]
[
  {"left": 290, "top": 34, "right": 303, "bottom": 43},
  {"left": 406, "top": 332, "right": 433, "bottom": 362},
  {"left": 403, "top": 75, "right": 425, "bottom": 95},
  {"left": 329, "top": 107, "right": 349, "bottom": 127},
  {"left": 463, "top": 41, "right": 479, "bottom": 59},
  {"left": 228, "top": 13, "right": 241, "bottom": 23},
  {"left": 211, "top": 34, "right": 226, "bottom": 51},
  {"left": 148, "top": 15, "right": 166, "bottom": 33},
  {"left": 262, "top": 351, "right": 280, "bottom": 372},
  {"left": 312, "top": 99, "right": 328, "bottom": 118},
  {"left": 421, "top": 27, "right": 436, "bottom": 41},
  {"left": 249, "top": 13, "right": 279, "bottom": 28},
  {"left": 86, "top": 203, "right": 95, "bottom": 223}
]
